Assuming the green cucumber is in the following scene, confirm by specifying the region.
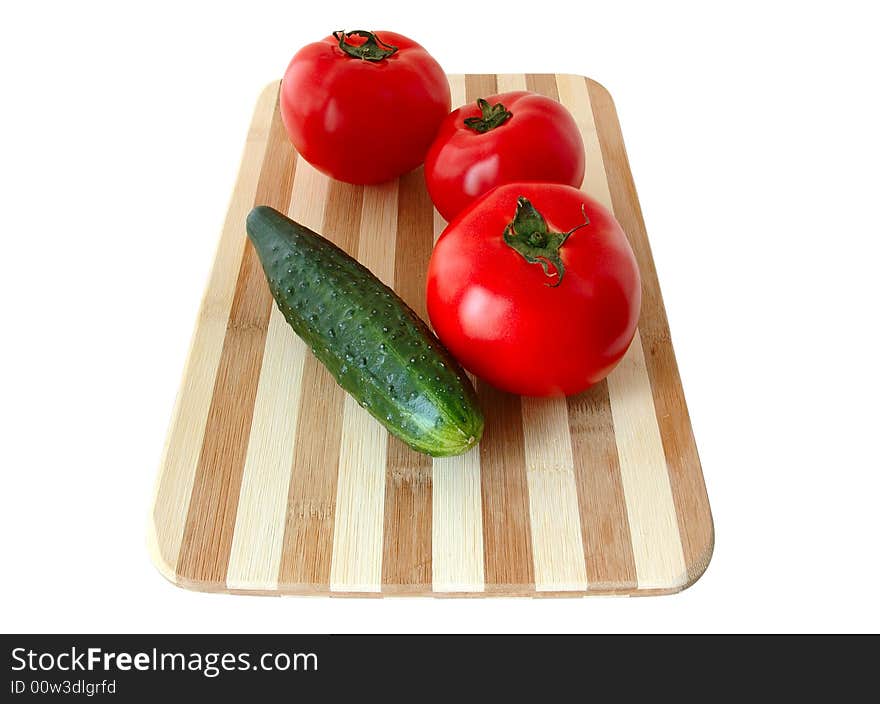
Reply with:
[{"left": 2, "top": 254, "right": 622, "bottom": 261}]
[{"left": 246, "top": 205, "right": 483, "bottom": 457}]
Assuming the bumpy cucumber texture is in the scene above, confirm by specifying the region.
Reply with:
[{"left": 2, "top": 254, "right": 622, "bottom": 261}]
[{"left": 246, "top": 205, "right": 483, "bottom": 457}]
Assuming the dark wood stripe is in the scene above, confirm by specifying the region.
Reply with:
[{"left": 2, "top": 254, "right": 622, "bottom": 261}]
[
  {"left": 382, "top": 440, "right": 432, "bottom": 591},
  {"left": 586, "top": 78, "right": 714, "bottom": 583},
  {"left": 567, "top": 385, "right": 637, "bottom": 589},
  {"left": 390, "top": 167, "right": 433, "bottom": 322},
  {"left": 526, "top": 73, "right": 559, "bottom": 99},
  {"left": 176, "top": 93, "right": 297, "bottom": 585},
  {"left": 465, "top": 73, "right": 499, "bottom": 103},
  {"left": 464, "top": 73, "right": 534, "bottom": 592},
  {"left": 277, "top": 180, "right": 363, "bottom": 590},
  {"left": 478, "top": 382, "right": 534, "bottom": 591},
  {"left": 382, "top": 167, "right": 434, "bottom": 592}
]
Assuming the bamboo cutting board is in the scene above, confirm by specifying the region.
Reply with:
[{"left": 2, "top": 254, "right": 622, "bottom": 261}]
[{"left": 149, "top": 74, "right": 713, "bottom": 597}]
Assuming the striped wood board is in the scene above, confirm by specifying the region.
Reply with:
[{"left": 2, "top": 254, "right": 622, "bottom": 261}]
[{"left": 149, "top": 74, "right": 713, "bottom": 597}]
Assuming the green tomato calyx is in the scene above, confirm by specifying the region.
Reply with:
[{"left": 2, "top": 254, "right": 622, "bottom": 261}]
[
  {"left": 333, "top": 30, "right": 399, "bottom": 61},
  {"left": 463, "top": 98, "right": 513, "bottom": 133},
  {"left": 502, "top": 196, "right": 590, "bottom": 287}
]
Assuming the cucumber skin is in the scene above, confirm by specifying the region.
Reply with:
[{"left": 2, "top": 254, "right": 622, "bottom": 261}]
[{"left": 246, "top": 205, "right": 483, "bottom": 457}]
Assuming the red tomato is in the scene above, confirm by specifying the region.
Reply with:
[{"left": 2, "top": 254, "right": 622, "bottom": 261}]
[
  {"left": 424, "top": 91, "right": 585, "bottom": 222},
  {"left": 426, "top": 183, "right": 640, "bottom": 397},
  {"left": 280, "top": 30, "right": 450, "bottom": 184}
]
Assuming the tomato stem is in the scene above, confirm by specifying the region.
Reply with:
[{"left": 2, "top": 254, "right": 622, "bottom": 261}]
[
  {"left": 463, "top": 98, "right": 513, "bottom": 133},
  {"left": 502, "top": 197, "right": 590, "bottom": 287},
  {"left": 333, "top": 30, "right": 398, "bottom": 61}
]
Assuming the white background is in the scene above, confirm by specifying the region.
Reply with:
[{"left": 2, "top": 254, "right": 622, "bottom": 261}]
[{"left": 1, "top": 1, "right": 878, "bottom": 634}]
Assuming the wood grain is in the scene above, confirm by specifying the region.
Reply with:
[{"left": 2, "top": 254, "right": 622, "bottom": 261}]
[
  {"left": 495, "top": 73, "right": 526, "bottom": 93},
  {"left": 226, "top": 160, "right": 329, "bottom": 591},
  {"left": 464, "top": 73, "right": 535, "bottom": 593},
  {"left": 526, "top": 73, "right": 559, "bottom": 96},
  {"left": 448, "top": 73, "right": 467, "bottom": 110},
  {"left": 606, "top": 334, "right": 688, "bottom": 587},
  {"left": 586, "top": 78, "right": 714, "bottom": 585},
  {"left": 531, "top": 73, "right": 637, "bottom": 590},
  {"left": 431, "top": 443, "right": 484, "bottom": 592},
  {"left": 567, "top": 385, "right": 637, "bottom": 589},
  {"left": 478, "top": 381, "right": 534, "bottom": 593},
  {"left": 150, "top": 75, "right": 712, "bottom": 597},
  {"left": 274, "top": 178, "right": 363, "bottom": 591},
  {"left": 176, "top": 95, "right": 296, "bottom": 586},
  {"left": 382, "top": 168, "right": 435, "bottom": 592},
  {"left": 518, "top": 73, "right": 588, "bottom": 592},
  {"left": 465, "top": 74, "right": 498, "bottom": 108},
  {"left": 521, "top": 396, "right": 588, "bottom": 591},
  {"left": 558, "top": 72, "right": 688, "bottom": 589},
  {"left": 150, "top": 82, "right": 277, "bottom": 579},
  {"left": 329, "top": 181, "right": 398, "bottom": 592},
  {"left": 428, "top": 81, "right": 486, "bottom": 591}
]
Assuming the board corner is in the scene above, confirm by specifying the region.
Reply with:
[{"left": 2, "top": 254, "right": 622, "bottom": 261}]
[
  {"left": 258, "top": 78, "right": 281, "bottom": 103},
  {"left": 582, "top": 76, "right": 617, "bottom": 112},
  {"left": 145, "top": 517, "right": 181, "bottom": 589},
  {"left": 680, "top": 514, "right": 716, "bottom": 593}
]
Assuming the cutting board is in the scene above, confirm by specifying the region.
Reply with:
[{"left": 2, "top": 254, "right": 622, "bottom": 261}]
[{"left": 149, "top": 74, "right": 713, "bottom": 597}]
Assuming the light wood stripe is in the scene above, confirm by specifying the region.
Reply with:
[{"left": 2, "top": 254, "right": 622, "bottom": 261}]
[
  {"left": 567, "top": 386, "right": 637, "bottom": 589},
  {"left": 495, "top": 73, "right": 525, "bottom": 93},
  {"left": 224, "top": 309, "right": 303, "bottom": 589},
  {"left": 556, "top": 74, "right": 610, "bottom": 209},
  {"left": 150, "top": 82, "right": 277, "bottom": 578},
  {"left": 225, "top": 162, "right": 328, "bottom": 590},
  {"left": 277, "top": 179, "right": 363, "bottom": 591},
  {"left": 464, "top": 73, "right": 534, "bottom": 593},
  {"left": 176, "top": 94, "right": 297, "bottom": 586},
  {"left": 586, "top": 78, "right": 713, "bottom": 584},
  {"left": 447, "top": 74, "right": 467, "bottom": 110},
  {"left": 429, "top": 143, "right": 485, "bottom": 591},
  {"left": 431, "top": 448, "right": 485, "bottom": 592},
  {"left": 382, "top": 168, "right": 434, "bottom": 592},
  {"left": 329, "top": 180, "right": 399, "bottom": 592},
  {"left": 557, "top": 73, "right": 688, "bottom": 588},
  {"left": 521, "top": 397, "right": 588, "bottom": 591},
  {"left": 430, "top": 180, "right": 485, "bottom": 593}
]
